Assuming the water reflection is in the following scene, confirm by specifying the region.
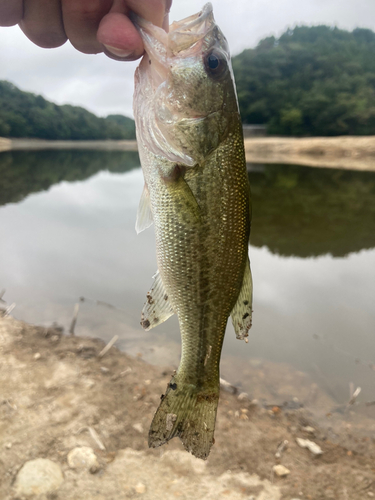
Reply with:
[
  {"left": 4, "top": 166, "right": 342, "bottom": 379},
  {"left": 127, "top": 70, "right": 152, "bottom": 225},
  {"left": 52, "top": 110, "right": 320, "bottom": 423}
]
[
  {"left": 0, "top": 150, "right": 374, "bottom": 417},
  {"left": 250, "top": 163, "right": 375, "bottom": 257},
  {"left": 2, "top": 151, "right": 375, "bottom": 257},
  {"left": 0, "top": 149, "right": 140, "bottom": 206}
]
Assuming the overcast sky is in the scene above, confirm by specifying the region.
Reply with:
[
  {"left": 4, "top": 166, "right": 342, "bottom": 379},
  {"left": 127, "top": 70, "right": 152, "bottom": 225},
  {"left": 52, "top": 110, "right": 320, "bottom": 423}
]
[{"left": 1, "top": 0, "right": 374, "bottom": 118}]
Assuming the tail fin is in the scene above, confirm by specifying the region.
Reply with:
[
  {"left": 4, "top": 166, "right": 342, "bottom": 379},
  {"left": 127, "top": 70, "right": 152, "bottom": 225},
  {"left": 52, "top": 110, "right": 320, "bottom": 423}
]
[{"left": 148, "top": 378, "right": 219, "bottom": 460}]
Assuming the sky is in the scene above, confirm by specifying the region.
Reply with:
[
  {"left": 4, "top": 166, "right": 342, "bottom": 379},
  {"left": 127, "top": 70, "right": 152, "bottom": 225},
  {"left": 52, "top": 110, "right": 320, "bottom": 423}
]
[{"left": 1, "top": 0, "right": 375, "bottom": 118}]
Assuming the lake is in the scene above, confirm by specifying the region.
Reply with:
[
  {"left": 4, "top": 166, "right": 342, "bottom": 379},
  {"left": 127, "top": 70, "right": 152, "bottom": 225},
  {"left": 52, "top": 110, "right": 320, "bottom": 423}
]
[{"left": 1, "top": 149, "right": 375, "bottom": 427}]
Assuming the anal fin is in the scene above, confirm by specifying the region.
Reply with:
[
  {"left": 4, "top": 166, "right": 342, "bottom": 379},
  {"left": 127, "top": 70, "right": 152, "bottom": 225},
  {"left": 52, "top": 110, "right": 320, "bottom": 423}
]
[
  {"left": 141, "top": 271, "right": 175, "bottom": 330},
  {"left": 230, "top": 257, "right": 253, "bottom": 341}
]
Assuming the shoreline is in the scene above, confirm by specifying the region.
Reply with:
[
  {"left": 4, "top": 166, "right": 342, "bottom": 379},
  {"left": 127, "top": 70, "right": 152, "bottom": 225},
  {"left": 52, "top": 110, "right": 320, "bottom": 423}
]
[
  {"left": 1, "top": 315, "right": 375, "bottom": 499},
  {"left": 1, "top": 136, "right": 375, "bottom": 171}
]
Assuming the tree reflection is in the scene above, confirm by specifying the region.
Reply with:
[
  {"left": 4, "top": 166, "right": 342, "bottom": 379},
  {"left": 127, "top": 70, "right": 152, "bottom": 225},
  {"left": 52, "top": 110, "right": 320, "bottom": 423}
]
[
  {"left": 1, "top": 150, "right": 374, "bottom": 258},
  {"left": 249, "top": 163, "right": 375, "bottom": 257}
]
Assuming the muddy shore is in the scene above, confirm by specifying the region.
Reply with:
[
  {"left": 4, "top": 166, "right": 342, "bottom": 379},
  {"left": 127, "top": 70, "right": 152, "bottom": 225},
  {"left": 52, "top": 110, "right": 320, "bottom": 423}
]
[
  {"left": 1, "top": 316, "right": 374, "bottom": 500},
  {"left": 1, "top": 136, "right": 375, "bottom": 171}
]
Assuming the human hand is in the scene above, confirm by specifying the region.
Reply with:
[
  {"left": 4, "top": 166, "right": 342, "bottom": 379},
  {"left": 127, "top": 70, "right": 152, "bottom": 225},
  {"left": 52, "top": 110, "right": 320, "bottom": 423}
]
[{"left": 0, "top": 0, "right": 171, "bottom": 60}]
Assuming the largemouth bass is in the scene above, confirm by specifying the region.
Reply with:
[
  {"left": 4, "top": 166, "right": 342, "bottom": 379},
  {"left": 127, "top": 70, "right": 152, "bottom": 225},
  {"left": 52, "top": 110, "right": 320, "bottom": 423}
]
[{"left": 133, "top": 2, "right": 253, "bottom": 460}]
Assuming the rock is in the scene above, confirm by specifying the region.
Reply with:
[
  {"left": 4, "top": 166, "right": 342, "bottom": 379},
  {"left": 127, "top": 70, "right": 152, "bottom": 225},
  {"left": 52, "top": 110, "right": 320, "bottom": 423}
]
[
  {"left": 33, "top": 352, "right": 41, "bottom": 360},
  {"left": 273, "top": 464, "right": 291, "bottom": 477},
  {"left": 67, "top": 446, "right": 100, "bottom": 472},
  {"left": 14, "top": 458, "right": 64, "bottom": 496},
  {"left": 135, "top": 482, "right": 147, "bottom": 494},
  {"left": 238, "top": 392, "right": 249, "bottom": 401},
  {"left": 132, "top": 423, "right": 144, "bottom": 433},
  {"left": 296, "top": 438, "right": 323, "bottom": 456},
  {"left": 302, "top": 426, "right": 315, "bottom": 434}
]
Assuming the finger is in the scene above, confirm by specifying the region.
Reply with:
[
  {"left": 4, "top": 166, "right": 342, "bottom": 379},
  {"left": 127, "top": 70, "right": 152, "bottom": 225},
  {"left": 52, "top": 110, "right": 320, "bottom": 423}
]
[
  {"left": 19, "top": 0, "right": 67, "bottom": 48},
  {"left": 98, "top": 0, "right": 172, "bottom": 61},
  {"left": 98, "top": 12, "right": 143, "bottom": 60},
  {"left": 0, "top": 0, "right": 23, "bottom": 27},
  {"left": 61, "top": 0, "right": 112, "bottom": 54},
  {"left": 126, "top": 0, "right": 170, "bottom": 28}
]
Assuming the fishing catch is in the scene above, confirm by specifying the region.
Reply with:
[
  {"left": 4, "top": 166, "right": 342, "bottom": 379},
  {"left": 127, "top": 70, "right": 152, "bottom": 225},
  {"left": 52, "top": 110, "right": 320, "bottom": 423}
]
[{"left": 133, "top": 2, "right": 253, "bottom": 459}]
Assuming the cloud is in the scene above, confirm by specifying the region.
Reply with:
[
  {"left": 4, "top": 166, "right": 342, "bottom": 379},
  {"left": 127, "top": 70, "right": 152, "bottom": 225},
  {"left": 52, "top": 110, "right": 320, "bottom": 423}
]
[{"left": 0, "top": 0, "right": 374, "bottom": 117}]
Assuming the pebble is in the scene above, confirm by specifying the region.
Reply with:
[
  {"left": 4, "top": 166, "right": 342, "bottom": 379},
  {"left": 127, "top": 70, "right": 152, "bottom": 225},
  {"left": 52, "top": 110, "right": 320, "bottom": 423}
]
[
  {"left": 5, "top": 442, "right": 12, "bottom": 449},
  {"left": 33, "top": 352, "right": 41, "bottom": 360},
  {"left": 132, "top": 423, "right": 144, "bottom": 433},
  {"left": 135, "top": 482, "right": 146, "bottom": 494},
  {"left": 302, "top": 426, "right": 315, "bottom": 434},
  {"left": 67, "top": 447, "right": 100, "bottom": 473},
  {"left": 272, "top": 464, "right": 291, "bottom": 477},
  {"left": 238, "top": 392, "right": 249, "bottom": 401},
  {"left": 14, "top": 458, "right": 64, "bottom": 496},
  {"left": 296, "top": 438, "right": 323, "bottom": 456}
]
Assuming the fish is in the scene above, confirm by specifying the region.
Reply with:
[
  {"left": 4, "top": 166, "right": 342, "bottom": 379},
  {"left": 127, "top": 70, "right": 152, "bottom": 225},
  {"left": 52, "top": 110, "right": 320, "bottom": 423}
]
[{"left": 132, "top": 2, "right": 253, "bottom": 460}]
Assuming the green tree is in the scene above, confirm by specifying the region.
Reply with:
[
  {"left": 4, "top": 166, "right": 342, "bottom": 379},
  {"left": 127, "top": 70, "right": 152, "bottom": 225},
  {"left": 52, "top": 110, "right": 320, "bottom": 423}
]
[
  {"left": 233, "top": 26, "right": 375, "bottom": 136},
  {"left": 0, "top": 81, "right": 136, "bottom": 140}
]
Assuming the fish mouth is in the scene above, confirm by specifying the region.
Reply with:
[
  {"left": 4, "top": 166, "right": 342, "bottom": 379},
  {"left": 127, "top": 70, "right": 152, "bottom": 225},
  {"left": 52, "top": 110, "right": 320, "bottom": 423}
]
[
  {"left": 168, "top": 2, "right": 214, "bottom": 52},
  {"left": 169, "top": 2, "right": 213, "bottom": 32},
  {"left": 133, "top": 3, "right": 215, "bottom": 57}
]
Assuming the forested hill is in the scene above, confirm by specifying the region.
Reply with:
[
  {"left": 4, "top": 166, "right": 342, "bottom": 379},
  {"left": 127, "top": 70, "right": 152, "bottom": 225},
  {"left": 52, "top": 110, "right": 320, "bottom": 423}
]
[
  {"left": 232, "top": 26, "right": 375, "bottom": 136},
  {"left": 0, "top": 81, "right": 135, "bottom": 140}
]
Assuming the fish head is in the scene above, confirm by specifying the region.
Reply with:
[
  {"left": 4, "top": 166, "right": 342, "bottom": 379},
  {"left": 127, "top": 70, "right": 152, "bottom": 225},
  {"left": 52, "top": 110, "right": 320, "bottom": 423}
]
[{"left": 134, "top": 3, "right": 239, "bottom": 167}]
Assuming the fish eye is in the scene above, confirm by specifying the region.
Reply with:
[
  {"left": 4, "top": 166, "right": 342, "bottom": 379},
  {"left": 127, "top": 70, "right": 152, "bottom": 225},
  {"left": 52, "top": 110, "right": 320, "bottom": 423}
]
[{"left": 204, "top": 49, "right": 228, "bottom": 80}]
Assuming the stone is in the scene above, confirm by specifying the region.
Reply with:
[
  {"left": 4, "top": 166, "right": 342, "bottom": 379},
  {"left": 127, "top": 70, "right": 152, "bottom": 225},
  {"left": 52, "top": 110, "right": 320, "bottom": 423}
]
[
  {"left": 238, "top": 392, "right": 249, "bottom": 401},
  {"left": 135, "top": 482, "right": 146, "bottom": 494},
  {"left": 273, "top": 464, "right": 291, "bottom": 477},
  {"left": 14, "top": 458, "right": 63, "bottom": 496},
  {"left": 302, "top": 426, "right": 315, "bottom": 434},
  {"left": 67, "top": 446, "right": 100, "bottom": 472},
  {"left": 132, "top": 423, "right": 144, "bottom": 433},
  {"left": 296, "top": 437, "right": 323, "bottom": 456}
]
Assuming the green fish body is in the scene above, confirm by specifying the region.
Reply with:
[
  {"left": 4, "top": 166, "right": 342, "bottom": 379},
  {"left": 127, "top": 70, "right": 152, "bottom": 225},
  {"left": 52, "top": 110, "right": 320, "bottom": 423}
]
[{"left": 133, "top": 3, "right": 253, "bottom": 459}]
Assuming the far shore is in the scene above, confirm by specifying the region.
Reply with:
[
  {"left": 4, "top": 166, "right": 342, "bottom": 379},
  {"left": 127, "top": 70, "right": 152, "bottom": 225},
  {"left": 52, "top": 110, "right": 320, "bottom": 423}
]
[{"left": 1, "top": 135, "right": 375, "bottom": 171}]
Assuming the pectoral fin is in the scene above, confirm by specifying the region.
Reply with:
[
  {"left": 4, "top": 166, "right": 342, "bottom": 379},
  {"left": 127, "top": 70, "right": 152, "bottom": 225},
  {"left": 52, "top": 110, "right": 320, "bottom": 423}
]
[
  {"left": 136, "top": 184, "right": 153, "bottom": 234},
  {"left": 230, "top": 257, "right": 253, "bottom": 341},
  {"left": 141, "top": 271, "right": 175, "bottom": 330},
  {"left": 166, "top": 173, "right": 202, "bottom": 225}
]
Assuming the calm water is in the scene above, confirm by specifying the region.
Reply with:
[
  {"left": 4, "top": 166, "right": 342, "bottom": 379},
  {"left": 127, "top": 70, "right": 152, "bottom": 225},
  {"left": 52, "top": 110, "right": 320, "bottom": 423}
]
[{"left": 1, "top": 150, "right": 375, "bottom": 419}]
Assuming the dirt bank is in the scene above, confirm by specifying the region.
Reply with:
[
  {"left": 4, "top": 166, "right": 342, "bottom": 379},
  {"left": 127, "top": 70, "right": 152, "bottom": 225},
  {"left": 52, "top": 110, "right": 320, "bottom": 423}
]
[
  {"left": 244, "top": 136, "right": 375, "bottom": 171},
  {"left": 3, "top": 138, "right": 138, "bottom": 152},
  {"left": 1, "top": 316, "right": 374, "bottom": 499},
  {"left": 0, "top": 137, "right": 11, "bottom": 152},
  {"left": 1, "top": 136, "right": 375, "bottom": 171}
]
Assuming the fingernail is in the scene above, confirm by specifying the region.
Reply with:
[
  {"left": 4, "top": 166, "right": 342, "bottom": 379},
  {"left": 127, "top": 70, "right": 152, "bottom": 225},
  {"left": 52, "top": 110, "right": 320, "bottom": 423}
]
[{"left": 103, "top": 44, "right": 133, "bottom": 58}]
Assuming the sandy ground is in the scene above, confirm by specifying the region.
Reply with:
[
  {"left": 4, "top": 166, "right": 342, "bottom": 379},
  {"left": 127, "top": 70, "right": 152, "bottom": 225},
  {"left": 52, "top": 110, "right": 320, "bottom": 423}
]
[
  {"left": 244, "top": 136, "right": 375, "bottom": 171},
  {"left": 1, "top": 136, "right": 375, "bottom": 170},
  {"left": 1, "top": 316, "right": 375, "bottom": 500},
  {"left": 2, "top": 138, "right": 138, "bottom": 152}
]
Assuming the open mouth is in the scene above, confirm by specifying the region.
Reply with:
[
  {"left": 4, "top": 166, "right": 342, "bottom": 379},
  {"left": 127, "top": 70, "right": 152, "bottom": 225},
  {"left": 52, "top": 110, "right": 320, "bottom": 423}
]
[
  {"left": 169, "top": 3, "right": 214, "bottom": 35},
  {"left": 133, "top": 3, "right": 215, "bottom": 57}
]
